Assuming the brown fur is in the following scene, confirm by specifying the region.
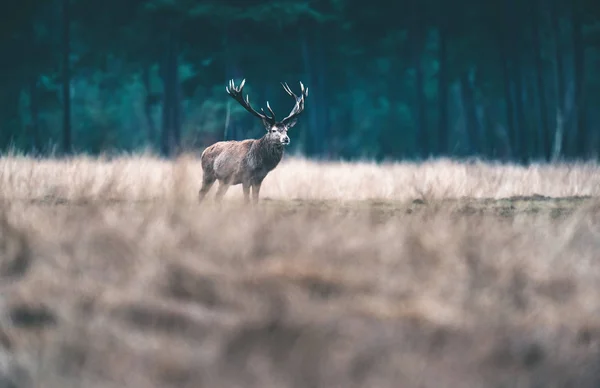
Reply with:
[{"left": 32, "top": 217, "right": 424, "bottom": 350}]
[
  {"left": 199, "top": 135, "right": 286, "bottom": 204},
  {"left": 199, "top": 79, "right": 307, "bottom": 204}
]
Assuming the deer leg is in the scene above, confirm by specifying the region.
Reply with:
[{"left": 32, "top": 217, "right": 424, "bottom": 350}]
[
  {"left": 251, "top": 181, "right": 262, "bottom": 204},
  {"left": 242, "top": 182, "right": 251, "bottom": 204},
  {"left": 199, "top": 175, "right": 216, "bottom": 203},
  {"left": 215, "top": 181, "right": 231, "bottom": 202}
]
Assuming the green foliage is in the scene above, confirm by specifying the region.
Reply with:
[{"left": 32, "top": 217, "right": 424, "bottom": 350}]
[
  {"left": 190, "top": 1, "right": 329, "bottom": 23},
  {"left": 2, "top": 0, "right": 600, "bottom": 161}
]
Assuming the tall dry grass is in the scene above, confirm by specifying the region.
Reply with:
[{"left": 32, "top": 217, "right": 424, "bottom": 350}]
[
  {"left": 1, "top": 154, "right": 600, "bottom": 387},
  {"left": 1, "top": 153, "right": 600, "bottom": 202}
]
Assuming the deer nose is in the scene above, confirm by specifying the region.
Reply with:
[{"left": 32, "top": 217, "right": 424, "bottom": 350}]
[{"left": 282, "top": 136, "right": 290, "bottom": 144}]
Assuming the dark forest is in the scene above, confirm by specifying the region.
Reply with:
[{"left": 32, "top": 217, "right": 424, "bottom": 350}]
[{"left": 2, "top": 0, "right": 600, "bottom": 163}]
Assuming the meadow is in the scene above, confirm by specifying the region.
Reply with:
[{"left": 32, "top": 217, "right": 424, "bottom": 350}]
[{"left": 1, "top": 153, "right": 600, "bottom": 387}]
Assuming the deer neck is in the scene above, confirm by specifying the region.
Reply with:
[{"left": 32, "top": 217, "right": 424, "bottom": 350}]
[{"left": 252, "top": 135, "right": 284, "bottom": 168}]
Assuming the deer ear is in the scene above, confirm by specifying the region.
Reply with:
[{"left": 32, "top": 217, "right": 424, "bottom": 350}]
[
  {"left": 286, "top": 118, "right": 298, "bottom": 128},
  {"left": 261, "top": 118, "right": 271, "bottom": 130}
]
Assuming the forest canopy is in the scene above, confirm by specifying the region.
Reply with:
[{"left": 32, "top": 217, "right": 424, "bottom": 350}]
[{"left": 1, "top": 0, "right": 600, "bottom": 163}]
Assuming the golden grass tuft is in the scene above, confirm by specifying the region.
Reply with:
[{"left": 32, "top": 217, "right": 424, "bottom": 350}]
[
  {"left": 1, "top": 153, "right": 600, "bottom": 387},
  {"left": 1, "top": 153, "right": 600, "bottom": 203}
]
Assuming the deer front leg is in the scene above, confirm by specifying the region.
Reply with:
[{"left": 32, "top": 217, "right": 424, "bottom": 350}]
[
  {"left": 251, "top": 181, "right": 262, "bottom": 204},
  {"left": 242, "top": 182, "right": 251, "bottom": 204}
]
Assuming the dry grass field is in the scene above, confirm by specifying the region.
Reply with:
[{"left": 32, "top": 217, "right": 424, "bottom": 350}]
[{"left": 2, "top": 153, "right": 600, "bottom": 387}]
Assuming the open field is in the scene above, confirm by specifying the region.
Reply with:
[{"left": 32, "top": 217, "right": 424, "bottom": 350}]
[
  {"left": 2, "top": 154, "right": 600, "bottom": 387},
  {"left": 2, "top": 153, "right": 600, "bottom": 202}
]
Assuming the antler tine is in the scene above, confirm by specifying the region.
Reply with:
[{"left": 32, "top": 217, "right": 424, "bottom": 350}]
[
  {"left": 280, "top": 81, "right": 308, "bottom": 124},
  {"left": 226, "top": 79, "right": 276, "bottom": 124},
  {"left": 244, "top": 95, "right": 273, "bottom": 121},
  {"left": 300, "top": 81, "right": 308, "bottom": 97},
  {"left": 266, "top": 101, "right": 276, "bottom": 119},
  {"left": 260, "top": 108, "right": 275, "bottom": 121},
  {"left": 282, "top": 81, "right": 308, "bottom": 99},
  {"left": 281, "top": 82, "right": 296, "bottom": 98}
]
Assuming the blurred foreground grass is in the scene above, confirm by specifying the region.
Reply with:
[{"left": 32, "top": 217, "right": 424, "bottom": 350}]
[{"left": 1, "top": 155, "right": 600, "bottom": 387}]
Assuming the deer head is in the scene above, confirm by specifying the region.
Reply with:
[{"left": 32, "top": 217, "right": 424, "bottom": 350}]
[{"left": 226, "top": 79, "right": 308, "bottom": 146}]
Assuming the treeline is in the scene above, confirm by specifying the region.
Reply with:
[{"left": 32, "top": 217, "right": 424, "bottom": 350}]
[{"left": 1, "top": 0, "right": 600, "bottom": 162}]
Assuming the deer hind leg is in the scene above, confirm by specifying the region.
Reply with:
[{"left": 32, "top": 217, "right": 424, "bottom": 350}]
[
  {"left": 199, "top": 174, "right": 216, "bottom": 203},
  {"left": 242, "top": 182, "right": 251, "bottom": 204},
  {"left": 214, "top": 181, "right": 231, "bottom": 202}
]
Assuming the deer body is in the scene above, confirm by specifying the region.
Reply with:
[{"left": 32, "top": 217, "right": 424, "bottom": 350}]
[{"left": 199, "top": 79, "right": 308, "bottom": 204}]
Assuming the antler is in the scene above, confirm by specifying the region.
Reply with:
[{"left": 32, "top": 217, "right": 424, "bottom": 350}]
[
  {"left": 226, "top": 79, "right": 276, "bottom": 125},
  {"left": 280, "top": 81, "right": 308, "bottom": 125}
]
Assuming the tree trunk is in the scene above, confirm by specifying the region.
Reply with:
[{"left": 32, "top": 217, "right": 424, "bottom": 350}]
[
  {"left": 411, "top": 0, "right": 428, "bottom": 157},
  {"left": 160, "top": 26, "right": 181, "bottom": 157},
  {"left": 160, "top": 53, "right": 172, "bottom": 156},
  {"left": 572, "top": 0, "right": 586, "bottom": 158},
  {"left": 499, "top": 1, "right": 517, "bottom": 158},
  {"left": 501, "top": 54, "right": 516, "bottom": 158},
  {"left": 512, "top": 52, "right": 527, "bottom": 162},
  {"left": 301, "top": 30, "right": 320, "bottom": 156},
  {"left": 460, "top": 72, "right": 478, "bottom": 154},
  {"left": 472, "top": 77, "right": 492, "bottom": 157},
  {"left": 142, "top": 64, "right": 157, "bottom": 147},
  {"left": 532, "top": 0, "right": 550, "bottom": 160},
  {"left": 315, "top": 30, "right": 329, "bottom": 158},
  {"left": 504, "top": 0, "right": 528, "bottom": 162},
  {"left": 172, "top": 35, "right": 181, "bottom": 153},
  {"left": 223, "top": 24, "right": 236, "bottom": 142},
  {"left": 61, "top": 0, "right": 71, "bottom": 154},
  {"left": 551, "top": 0, "right": 566, "bottom": 160},
  {"left": 437, "top": 23, "right": 449, "bottom": 156},
  {"left": 29, "top": 78, "right": 41, "bottom": 153},
  {"left": 524, "top": 68, "right": 540, "bottom": 159}
]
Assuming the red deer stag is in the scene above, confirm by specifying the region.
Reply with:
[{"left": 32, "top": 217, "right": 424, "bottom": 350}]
[{"left": 199, "top": 79, "right": 308, "bottom": 204}]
